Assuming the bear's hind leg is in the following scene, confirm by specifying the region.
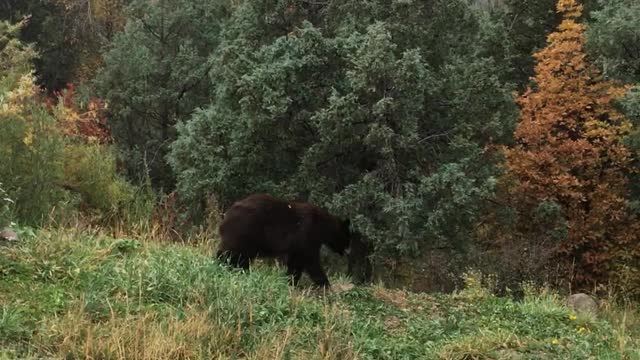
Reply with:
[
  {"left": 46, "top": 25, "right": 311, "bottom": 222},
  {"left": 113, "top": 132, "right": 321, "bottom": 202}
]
[
  {"left": 217, "top": 250, "right": 252, "bottom": 271},
  {"left": 216, "top": 250, "right": 230, "bottom": 265},
  {"left": 231, "top": 253, "right": 251, "bottom": 270},
  {"left": 286, "top": 257, "right": 303, "bottom": 286}
]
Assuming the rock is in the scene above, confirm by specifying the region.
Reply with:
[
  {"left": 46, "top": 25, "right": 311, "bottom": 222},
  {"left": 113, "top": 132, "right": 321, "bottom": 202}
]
[
  {"left": 567, "top": 293, "right": 598, "bottom": 316},
  {"left": 0, "top": 227, "right": 19, "bottom": 242},
  {"left": 332, "top": 283, "right": 355, "bottom": 294}
]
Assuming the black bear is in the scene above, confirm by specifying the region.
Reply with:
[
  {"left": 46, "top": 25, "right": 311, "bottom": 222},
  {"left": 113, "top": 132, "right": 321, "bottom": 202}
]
[{"left": 216, "top": 193, "right": 352, "bottom": 288}]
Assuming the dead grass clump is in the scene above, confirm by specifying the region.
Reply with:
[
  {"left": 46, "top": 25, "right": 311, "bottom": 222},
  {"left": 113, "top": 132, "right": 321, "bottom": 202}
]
[{"left": 37, "top": 303, "right": 239, "bottom": 359}]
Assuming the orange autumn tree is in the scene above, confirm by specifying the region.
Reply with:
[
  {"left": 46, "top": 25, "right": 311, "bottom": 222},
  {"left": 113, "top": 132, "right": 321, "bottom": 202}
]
[{"left": 499, "top": 0, "right": 639, "bottom": 290}]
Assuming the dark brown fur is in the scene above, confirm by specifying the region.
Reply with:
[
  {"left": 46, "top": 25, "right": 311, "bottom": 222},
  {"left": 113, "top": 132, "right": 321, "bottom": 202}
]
[{"left": 216, "top": 193, "right": 351, "bottom": 288}]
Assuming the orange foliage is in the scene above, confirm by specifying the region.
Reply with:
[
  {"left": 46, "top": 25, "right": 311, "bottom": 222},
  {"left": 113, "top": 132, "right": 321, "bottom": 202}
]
[
  {"left": 44, "top": 83, "right": 112, "bottom": 144},
  {"left": 498, "top": 0, "right": 639, "bottom": 289}
]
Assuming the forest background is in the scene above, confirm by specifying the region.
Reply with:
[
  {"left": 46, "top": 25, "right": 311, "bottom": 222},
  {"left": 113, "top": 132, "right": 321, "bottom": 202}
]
[{"left": 1, "top": 0, "right": 639, "bottom": 297}]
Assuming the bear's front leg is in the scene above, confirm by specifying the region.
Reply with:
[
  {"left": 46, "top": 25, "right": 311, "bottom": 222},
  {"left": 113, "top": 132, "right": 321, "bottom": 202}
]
[{"left": 305, "top": 261, "right": 330, "bottom": 288}]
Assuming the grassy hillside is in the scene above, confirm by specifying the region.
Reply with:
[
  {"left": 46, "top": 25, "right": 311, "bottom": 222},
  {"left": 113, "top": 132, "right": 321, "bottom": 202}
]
[{"left": 0, "top": 227, "right": 638, "bottom": 359}]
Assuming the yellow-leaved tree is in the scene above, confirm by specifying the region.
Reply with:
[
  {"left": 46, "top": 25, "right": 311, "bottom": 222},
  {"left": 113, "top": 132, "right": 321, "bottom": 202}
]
[
  {"left": 492, "top": 0, "right": 639, "bottom": 292},
  {"left": 1, "top": 19, "right": 133, "bottom": 225}
]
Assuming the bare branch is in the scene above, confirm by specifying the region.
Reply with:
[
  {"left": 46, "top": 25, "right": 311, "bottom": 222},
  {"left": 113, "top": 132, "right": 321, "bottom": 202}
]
[{"left": 417, "top": 128, "right": 456, "bottom": 144}]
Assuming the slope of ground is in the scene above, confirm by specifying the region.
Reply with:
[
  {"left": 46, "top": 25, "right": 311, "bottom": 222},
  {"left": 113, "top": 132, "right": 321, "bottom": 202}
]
[{"left": 0, "top": 227, "right": 638, "bottom": 359}]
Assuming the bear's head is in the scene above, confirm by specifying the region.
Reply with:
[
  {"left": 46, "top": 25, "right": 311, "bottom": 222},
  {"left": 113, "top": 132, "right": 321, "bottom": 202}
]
[{"left": 327, "top": 218, "right": 352, "bottom": 256}]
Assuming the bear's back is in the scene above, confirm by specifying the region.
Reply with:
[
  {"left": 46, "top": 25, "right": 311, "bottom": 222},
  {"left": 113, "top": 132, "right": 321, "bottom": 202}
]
[
  {"left": 226, "top": 193, "right": 309, "bottom": 221},
  {"left": 219, "top": 194, "right": 318, "bottom": 255}
]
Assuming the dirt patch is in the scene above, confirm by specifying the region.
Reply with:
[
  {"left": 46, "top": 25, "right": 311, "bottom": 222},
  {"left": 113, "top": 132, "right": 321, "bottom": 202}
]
[
  {"left": 372, "top": 288, "right": 441, "bottom": 316},
  {"left": 373, "top": 288, "right": 411, "bottom": 310},
  {"left": 383, "top": 315, "right": 404, "bottom": 335},
  {"left": 332, "top": 283, "right": 355, "bottom": 294}
]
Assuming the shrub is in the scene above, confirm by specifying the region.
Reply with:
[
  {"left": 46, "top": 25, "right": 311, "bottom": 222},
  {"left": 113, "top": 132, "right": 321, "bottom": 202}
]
[
  {"left": 0, "top": 19, "right": 144, "bottom": 227},
  {"left": 0, "top": 74, "right": 69, "bottom": 225},
  {"left": 61, "top": 143, "right": 135, "bottom": 215}
]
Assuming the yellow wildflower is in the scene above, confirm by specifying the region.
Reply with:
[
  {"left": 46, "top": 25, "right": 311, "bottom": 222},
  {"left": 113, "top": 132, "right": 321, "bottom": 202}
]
[
  {"left": 23, "top": 130, "right": 33, "bottom": 146},
  {"left": 551, "top": 338, "right": 559, "bottom": 345},
  {"left": 569, "top": 314, "right": 577, "bottom": 321}
]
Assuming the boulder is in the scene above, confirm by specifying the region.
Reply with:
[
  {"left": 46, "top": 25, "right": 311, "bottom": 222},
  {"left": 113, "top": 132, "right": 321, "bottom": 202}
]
[
  {"left": 0, "top": 227, "right": 18, "bottom": 242},
  {"left": 566, "top": 293, "right": 598, "bottom": 317},
  {"left": 332, "top": 283, "right": 355, "bottom": 294}
]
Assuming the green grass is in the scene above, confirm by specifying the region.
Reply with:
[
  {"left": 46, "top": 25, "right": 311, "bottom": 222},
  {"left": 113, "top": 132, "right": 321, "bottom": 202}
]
[{"left": 0, "top": 226, "right": 638, "bottom": 359}]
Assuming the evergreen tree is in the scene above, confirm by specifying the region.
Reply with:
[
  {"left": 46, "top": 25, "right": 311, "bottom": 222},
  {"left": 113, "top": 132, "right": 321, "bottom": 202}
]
[
  {"left": 95, "top": 0, "right": 230, "bottom": 190},
  {"left": 169, "top": 0, "right": 518, "bottom": 281},
  {"left": 586, "top": 0, "right": 640, "bottom": 84},
  {"left": 586, "top": 0, "right": 640, "bottom": 205},
  {"left": 475, "top": 0, "right": 602, "bottom": 89},
  {"left": 0, "top": 0, "right": 130, "bottom": 92}
]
